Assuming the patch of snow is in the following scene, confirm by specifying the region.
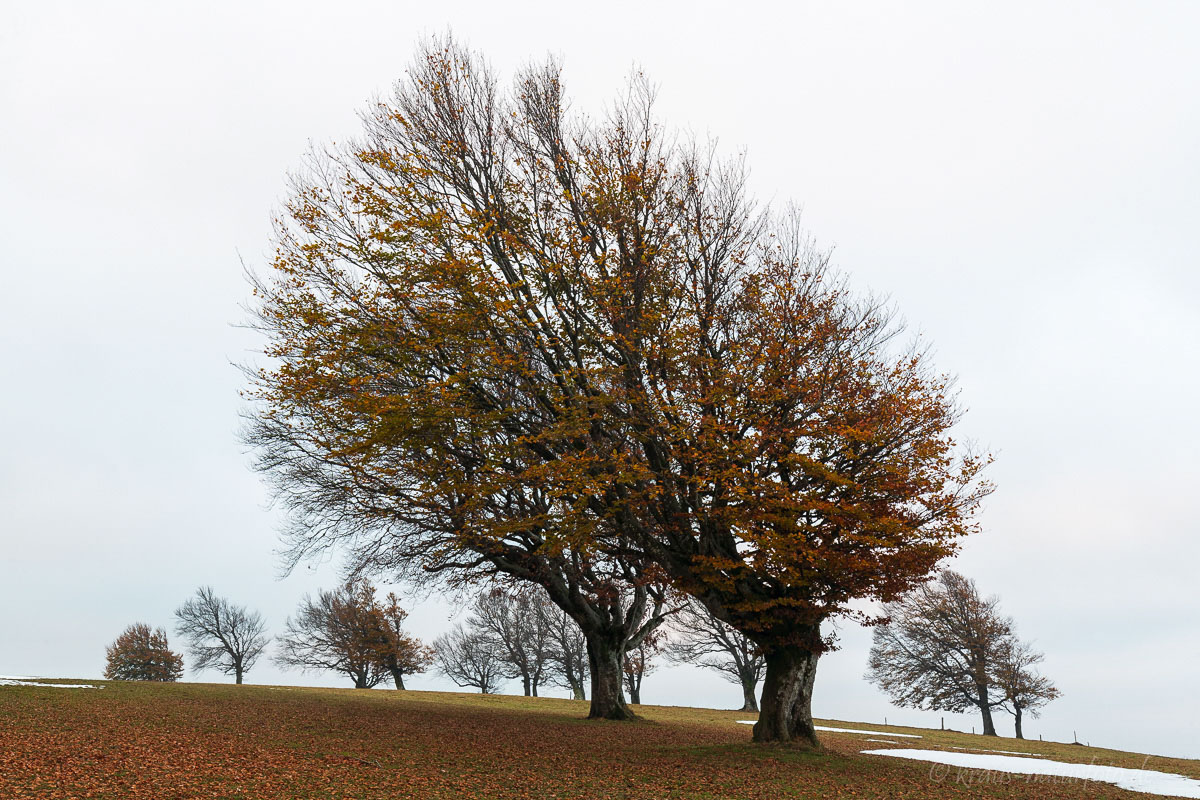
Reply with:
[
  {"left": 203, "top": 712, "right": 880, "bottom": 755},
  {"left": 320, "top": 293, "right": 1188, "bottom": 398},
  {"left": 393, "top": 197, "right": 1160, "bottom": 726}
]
[
  {"left": 735, "top": 721, "right": 922, "bottom": 738},
  {"left": 951, "top": 745, "right": 1046, "bottom": 757},
  {"left": 0, "top": 678, "right": 99, "bottom": 689},
  {"left": 864, "top": 749, "right": 1200, "bottom": 799},
  {"left": 817, "top": 726, "right": 922, "bottom": 738},
  {"left": 866, "top": 738, "right": 901, "bottom": 744}
]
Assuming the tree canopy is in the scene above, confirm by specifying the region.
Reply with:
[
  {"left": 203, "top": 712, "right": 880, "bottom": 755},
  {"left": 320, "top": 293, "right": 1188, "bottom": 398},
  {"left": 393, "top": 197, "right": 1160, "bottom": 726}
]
[
  {"left": 247, "top": 36, "right": 990, "bottom": 743},
  {"left": 865, "top": 570, "right": 1058, "bottom": 738},
  {"left": 104, "top": 623, "right": 184, "bottom": 682},
  {"left": 174, "top": 587, "right": 269, "bottom": 684},
  {"left": 274, "top": 579, "right": 430, "bottom": 689}
]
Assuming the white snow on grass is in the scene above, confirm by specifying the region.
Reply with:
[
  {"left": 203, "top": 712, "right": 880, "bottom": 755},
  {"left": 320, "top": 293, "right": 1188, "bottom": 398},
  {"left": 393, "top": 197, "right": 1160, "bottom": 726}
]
[
  {"left": 951, "top": 745, "right": 1046, "bottom": 757},
  {"left": 865, "top": 749, "right": 1200, "bottom": 799},
  {"left": 0, "top": 678, "right": 99, "bottom": 689},
  {"left": 866, "top": 738, "right": 900, "bottom": 744},
  {"left": 817, "top": 726, "right": 922, "bottom": 738},
  {"left": 735, "top": 721, "right": 922, "bottom": 738}
]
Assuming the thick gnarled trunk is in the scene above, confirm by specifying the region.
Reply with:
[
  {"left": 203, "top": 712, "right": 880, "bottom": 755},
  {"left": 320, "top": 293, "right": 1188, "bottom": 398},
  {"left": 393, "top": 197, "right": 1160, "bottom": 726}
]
[
  {"left": 391, "top": 668, "right": 406, "bottom": 690},
  {"left": 977, "top": 693, "right": 998, "bottom": 736},
  {"left": 753, "top": 644, "right": 820, "bottom": 747},
  {"left": 1013, "top": 705, "right": 1024, "bottom": 739},
  {"left": 586, "top": 633, "right": 634, "bottom": 720},
  {"left": 740, "top": 676, "right": 759, "bottom": 713}
]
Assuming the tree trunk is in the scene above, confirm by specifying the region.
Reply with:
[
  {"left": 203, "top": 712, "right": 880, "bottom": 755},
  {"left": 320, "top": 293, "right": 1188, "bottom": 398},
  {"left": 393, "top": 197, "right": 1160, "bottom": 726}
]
[
  {"left": 391, "top": 669, "right": 406, "bottom": 690},
  {"left": 740, "top": 676, "right": 759, "bottom": 712},
  {"left": 586, "top": 633, "right": 635, "bottom": 720},
  {"left": 977, "top": 697, "right": 998, "bottom": 736},
  {"left": 571, "top": 680, "right": 586, "bottom": 701},
  {"left": 235, "top": 665, "right": 244, "bottom": 685},
  {"left": 629, "top": 682, "right": 641, "bottom": 705},
  {"left": 753, "top": 644, "right": 820, "bottom": 747},
  {"left": 522, "top": 675, "right": 531, "bottom": 696},
  {"left": 1014, "top": 706, "right": 1023, "bottom": 739}
]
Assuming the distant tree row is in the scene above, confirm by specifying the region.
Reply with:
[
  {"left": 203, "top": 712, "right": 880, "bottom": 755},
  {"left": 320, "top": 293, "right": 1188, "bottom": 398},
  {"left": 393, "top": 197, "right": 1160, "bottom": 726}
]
[
  {"left": 102, "top": 581, "right": 772, "bottom": 713},
  {"left": 866, "top": 570, "right": 1060, "bottom": 739},
  {"left": 430, "top": 588, "right": 765, "bottom": 710},
  {"left": 103, "top": 587, "right": 268, "bottom": 683},
  {"left": 433, "top": 588, "right": 586, "bottom": 697}
]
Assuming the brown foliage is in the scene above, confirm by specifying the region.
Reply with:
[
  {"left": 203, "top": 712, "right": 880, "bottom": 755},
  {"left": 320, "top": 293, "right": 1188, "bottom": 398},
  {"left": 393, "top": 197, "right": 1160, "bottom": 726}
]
[
  {"left": 246, "top": 35, "right": 991, "bottom": 739},
  {"left": 275, "top": 579, "right": 431, "bottom": 689},
  {"left": 866, "top": 570, "right": 1046, "bottom": 737},
  {"left": 103, "top": 623, "right": 184, "bottom": 682}
]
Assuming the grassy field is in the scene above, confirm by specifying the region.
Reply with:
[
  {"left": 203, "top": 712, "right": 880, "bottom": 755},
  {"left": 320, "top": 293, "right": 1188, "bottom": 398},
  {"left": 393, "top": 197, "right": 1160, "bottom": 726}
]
[{"left": 1, "top": 679, "right": 1196, "bottom": 799}]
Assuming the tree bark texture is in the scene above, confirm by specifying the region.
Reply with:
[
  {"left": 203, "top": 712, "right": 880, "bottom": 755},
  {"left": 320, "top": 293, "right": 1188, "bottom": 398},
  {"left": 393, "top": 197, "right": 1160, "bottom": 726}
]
[
  {"left": 586, "top": 633, "right": 634, "bottom": 720},
  {"left": 977, "top": 692, "right": 998, "bottom": 736},
  {"left": 752, "top": 644, "right": 820, "bottom": 747},
  {"left": 740, "top": 676, "right": 759, "bottom": 712}
]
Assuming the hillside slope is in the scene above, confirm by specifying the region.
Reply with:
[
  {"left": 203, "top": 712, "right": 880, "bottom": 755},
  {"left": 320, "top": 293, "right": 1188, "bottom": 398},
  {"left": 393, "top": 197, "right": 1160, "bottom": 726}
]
[{"left": 1, "top": 679, "right": 1196, "bottom": 799}]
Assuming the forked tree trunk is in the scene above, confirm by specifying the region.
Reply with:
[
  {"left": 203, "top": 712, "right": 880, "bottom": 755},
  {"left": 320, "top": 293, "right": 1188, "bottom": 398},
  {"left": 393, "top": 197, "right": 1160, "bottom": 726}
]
[
  {"left": 752, "top": 644, "right": 820, "bottom": 747},
  {"left": 1014, "top": 706, "right": 1024, "bottom": 739},
  {"left": 740, "top": 676, "right": 759, "bottom": 713},
  {"left": 586, "top": 633, "right": 634, "bottom": 720},
  {"left": 571, "top": 681, "right": 586, "bottom": 701}
]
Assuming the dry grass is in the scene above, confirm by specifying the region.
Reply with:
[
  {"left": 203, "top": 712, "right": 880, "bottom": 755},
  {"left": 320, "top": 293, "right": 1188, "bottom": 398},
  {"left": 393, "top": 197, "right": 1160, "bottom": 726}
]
[{"left": 0, "top": 678, "right": 1194, "bottom": 799}]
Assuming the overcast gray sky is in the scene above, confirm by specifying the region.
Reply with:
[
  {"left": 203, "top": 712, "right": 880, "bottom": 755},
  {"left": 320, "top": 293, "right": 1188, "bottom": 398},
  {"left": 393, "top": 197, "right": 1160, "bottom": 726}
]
[{"left": 2, "top": 0, "right": 1197, "bottom": 761}]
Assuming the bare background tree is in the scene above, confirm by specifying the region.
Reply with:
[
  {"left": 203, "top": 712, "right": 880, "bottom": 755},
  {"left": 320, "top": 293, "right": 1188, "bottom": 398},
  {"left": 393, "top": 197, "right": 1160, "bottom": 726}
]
[
  {"left": 275, "top": 580, "right": 388, "bottom": 689},
  {"left": 622, "top": 629, "right": 665, "bottom": 706},
  {"left": 541, "top": 601, "right": 589, "bottom": 701},
  {"left": 174, "top": 586, "right": 268, "bottom": 684},
  {"left": 469, "top": 588, "right": 553, "bottom": 696},
  {"left": 434, "top": 625, "right": 505, "bottom": 694},
  {"left": 866, "top": 570, "right": 1015, "bottom": 737},
  {"left": 666, "top": 599, "right": 765, "bottom": 712},
  {"left": 995, "top": 636, "right": 1061, "bottom": 739}
]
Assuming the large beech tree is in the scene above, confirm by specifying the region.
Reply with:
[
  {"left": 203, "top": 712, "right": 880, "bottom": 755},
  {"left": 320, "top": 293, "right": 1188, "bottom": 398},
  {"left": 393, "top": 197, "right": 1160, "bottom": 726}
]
[{"left": 247, "top": 37, "right": 988, "bottom": 742}]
